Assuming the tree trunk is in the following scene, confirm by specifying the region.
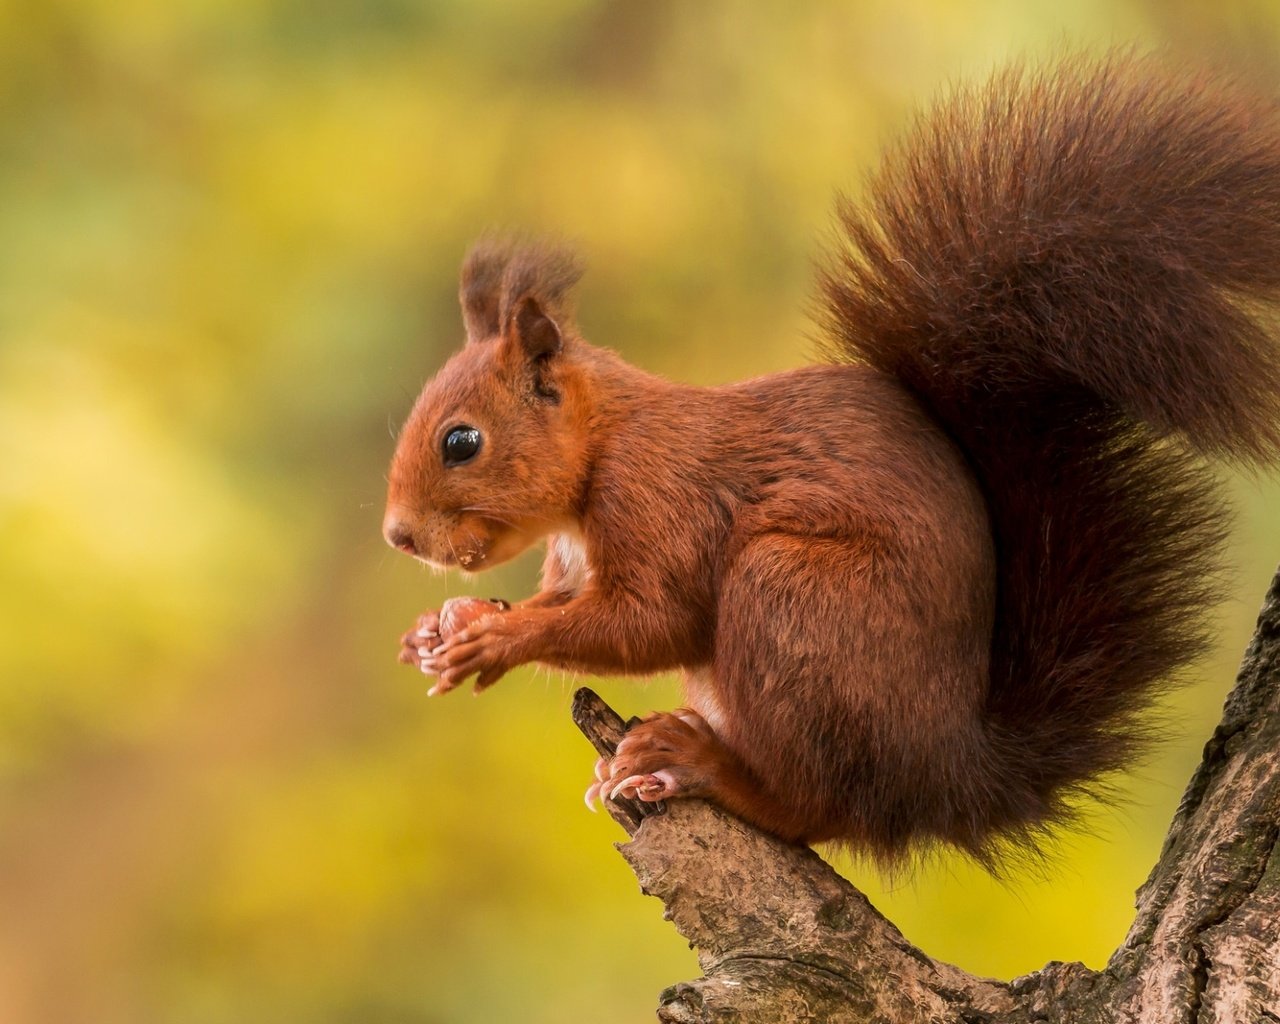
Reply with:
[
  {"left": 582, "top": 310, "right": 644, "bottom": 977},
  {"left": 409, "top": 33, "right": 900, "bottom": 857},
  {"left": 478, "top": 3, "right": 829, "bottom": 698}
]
[{"left": 571, "top": 565, "right": 1280, "bottom": 1023}]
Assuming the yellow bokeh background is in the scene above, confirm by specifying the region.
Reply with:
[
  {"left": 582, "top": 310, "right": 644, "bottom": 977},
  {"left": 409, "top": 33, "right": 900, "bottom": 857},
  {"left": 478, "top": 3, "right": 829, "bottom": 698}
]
[{"left": 3, "top": 2, "right": 1279, "bottom": 1022}]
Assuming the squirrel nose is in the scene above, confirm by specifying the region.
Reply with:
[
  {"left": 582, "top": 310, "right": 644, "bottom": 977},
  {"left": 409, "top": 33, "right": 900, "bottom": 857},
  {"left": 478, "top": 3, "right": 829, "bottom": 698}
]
[{"left": 383, "top": 516, "right": 418, "bottom": 556}]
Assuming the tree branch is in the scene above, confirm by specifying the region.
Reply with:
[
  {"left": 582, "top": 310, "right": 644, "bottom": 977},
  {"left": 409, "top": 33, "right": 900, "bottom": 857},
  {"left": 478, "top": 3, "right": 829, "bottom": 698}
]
[{"left": 571, "top": 565, "right": 1280, "bottom": 1023}]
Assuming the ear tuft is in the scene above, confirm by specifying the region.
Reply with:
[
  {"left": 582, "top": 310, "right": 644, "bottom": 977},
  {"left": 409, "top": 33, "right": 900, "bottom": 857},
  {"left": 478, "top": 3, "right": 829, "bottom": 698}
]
[
  {"left": 459, "top": 238, "right": 516, "bottom": 343},
  {"left": 458, "top": 235, "right": 584, "bottom": 351}
]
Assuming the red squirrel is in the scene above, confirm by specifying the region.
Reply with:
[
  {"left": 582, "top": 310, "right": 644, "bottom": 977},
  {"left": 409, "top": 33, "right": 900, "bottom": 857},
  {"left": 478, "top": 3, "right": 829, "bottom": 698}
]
[{"left": 383, "top": 55, "right": 1280, "bottom": 864}]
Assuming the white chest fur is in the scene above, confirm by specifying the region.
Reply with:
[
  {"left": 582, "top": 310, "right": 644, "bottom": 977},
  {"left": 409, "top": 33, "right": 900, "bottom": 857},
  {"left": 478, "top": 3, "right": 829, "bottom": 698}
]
[{"left": 550, "top": 530, "right": 593, "bottom": 595}]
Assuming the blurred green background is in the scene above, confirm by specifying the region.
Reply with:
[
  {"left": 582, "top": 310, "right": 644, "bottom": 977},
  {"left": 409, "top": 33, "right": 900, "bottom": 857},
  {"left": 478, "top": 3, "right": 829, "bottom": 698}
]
[{"left": 3, "top": 1, "right": 1279, "bottom": 1022}]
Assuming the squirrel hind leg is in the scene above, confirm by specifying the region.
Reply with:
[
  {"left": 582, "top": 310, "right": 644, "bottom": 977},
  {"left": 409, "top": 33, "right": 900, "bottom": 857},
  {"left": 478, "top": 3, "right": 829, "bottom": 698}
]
[{"left": 710, "top": 530, "right": 995, "bottom": 857}]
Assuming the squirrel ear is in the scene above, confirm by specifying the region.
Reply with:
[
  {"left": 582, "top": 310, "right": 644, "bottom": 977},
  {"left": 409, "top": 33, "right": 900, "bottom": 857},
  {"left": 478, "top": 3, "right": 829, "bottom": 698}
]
[{"left": 506, "top": 295, "right": 563, "bottom": 361}]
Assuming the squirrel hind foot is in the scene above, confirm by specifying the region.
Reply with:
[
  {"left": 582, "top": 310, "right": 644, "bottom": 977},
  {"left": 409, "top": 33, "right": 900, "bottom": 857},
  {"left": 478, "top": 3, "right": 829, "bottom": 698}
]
[{"left": 591, "top": 710, "right": 728, "bottom": 808}]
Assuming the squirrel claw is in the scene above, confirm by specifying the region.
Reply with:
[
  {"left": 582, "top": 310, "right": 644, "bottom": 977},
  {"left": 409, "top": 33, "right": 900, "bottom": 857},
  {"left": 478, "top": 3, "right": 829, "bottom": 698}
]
[
  {"left": 608, "top": 771, "right": 674, "bottom": 802},
  {"left": 608, "top": 773, "right": 648, "bottom": 800},
  {"left": 583, "top": 758, "right": 611, "bottom": 810}
]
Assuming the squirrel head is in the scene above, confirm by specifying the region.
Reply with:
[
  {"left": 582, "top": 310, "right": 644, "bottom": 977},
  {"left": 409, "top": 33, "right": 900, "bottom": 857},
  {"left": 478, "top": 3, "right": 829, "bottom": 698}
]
[{"left": 383, "top": 239, "right": 595, "bottom": 572}]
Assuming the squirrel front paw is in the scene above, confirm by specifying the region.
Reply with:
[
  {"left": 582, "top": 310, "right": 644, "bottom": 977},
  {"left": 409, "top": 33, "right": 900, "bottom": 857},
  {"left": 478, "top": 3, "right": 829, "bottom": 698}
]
[
  {"left": 398, "top": 597, "right": 509, "bottom": 695},
  {"left": 586, "top": 710, "right": 724, "bottom": 809},
  {"left": 398, "top": 609, "right": 443, "bottom": 669}
]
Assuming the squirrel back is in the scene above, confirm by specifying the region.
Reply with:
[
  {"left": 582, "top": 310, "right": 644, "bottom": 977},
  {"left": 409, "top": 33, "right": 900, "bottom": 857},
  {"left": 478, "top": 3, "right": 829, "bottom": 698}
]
[{"left": 821, "top": 53, "right": 1280, "bottom": 852}]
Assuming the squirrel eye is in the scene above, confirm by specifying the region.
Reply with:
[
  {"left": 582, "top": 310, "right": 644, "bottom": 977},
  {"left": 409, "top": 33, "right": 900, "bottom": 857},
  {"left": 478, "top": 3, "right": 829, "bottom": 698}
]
[{"left": 442, "top": 425, "right": 482, "bottom": 466}]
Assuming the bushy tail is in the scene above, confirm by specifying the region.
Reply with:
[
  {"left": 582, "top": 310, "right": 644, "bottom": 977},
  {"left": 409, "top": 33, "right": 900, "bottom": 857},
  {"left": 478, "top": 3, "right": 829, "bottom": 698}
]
[{"left": 822, "top": 53, "right": 1280, "bottom": 855}]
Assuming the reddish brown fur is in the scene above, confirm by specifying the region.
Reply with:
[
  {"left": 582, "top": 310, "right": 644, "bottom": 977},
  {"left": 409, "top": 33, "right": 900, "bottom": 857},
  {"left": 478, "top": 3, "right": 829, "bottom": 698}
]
[{"left": 384, "top": 54, "right": 1280, "bottom": 865}]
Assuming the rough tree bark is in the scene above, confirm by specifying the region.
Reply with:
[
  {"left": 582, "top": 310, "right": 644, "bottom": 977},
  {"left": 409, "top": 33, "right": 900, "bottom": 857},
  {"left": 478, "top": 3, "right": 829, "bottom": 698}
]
[{"left": 571, "top": 565, "right": 1280, "bottom": 1023}]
